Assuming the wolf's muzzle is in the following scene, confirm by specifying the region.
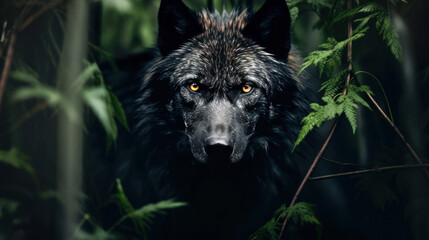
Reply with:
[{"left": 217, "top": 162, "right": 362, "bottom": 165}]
[{"left": 204, "top": 136, "right": 234, "bottom": 163}]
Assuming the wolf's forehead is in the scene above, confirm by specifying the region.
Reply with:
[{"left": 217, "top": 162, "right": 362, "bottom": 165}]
[{"left": 199, "top": 10, "right": 249, "bottom": 32}]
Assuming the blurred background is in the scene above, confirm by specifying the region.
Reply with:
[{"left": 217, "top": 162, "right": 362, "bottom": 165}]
[{"left": 0, "top": 0, "right": 428, "bottom": 239}]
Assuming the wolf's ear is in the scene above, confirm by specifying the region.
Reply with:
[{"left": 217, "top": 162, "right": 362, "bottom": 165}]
[
  {"left": 157, "top": 0, "right": 203, "bottom": 56},
  {"left": 243, "top": 0, "right": 291, "bottom": 59}
]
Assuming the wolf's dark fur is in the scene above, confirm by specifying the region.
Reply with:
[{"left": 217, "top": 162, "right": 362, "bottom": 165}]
[{"left": 94, "top": 0, "right": 310, "bottom": 238}]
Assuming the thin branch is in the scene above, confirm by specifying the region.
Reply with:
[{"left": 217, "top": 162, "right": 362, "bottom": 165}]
[
  {"left": 19, "top": 0, "right": 64, "bottom": 31},
  {"left": 309, "top": 163, "right": 429, "bottom": 181},
  {"left": 0, "top": 28, "right": 16, "bottom": 111},
  {"left": 278, "top": 118, "right": 340, "bottom": 239},
  {"left": 321, "top": 157, "right": 367, "bottom": 168},
  {"left": 0, "top": 0, "right": 63, "bottom": 111},
  {"left": 365, "top": 91, "right": 429, "bottom": 179},
  {"left": 343, "top": 0, "right": 353, "bottom": 95},
  {"left": 279, "top": 1, "right": 354, "bottom": 239}
]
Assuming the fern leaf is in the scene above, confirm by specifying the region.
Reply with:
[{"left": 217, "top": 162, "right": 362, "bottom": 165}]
[
  {"left": 320, "top": 69, "right": 347, "bottom": 97},
  {"left": 111, "top": 179, "right": 146, "bottom": 236},
  {"left": 284, "top": 202, "right": 321, "bottom": 229},
  {"left": 293, "top": 111, "right": 321, "bottom": 150},
  {"left": 375, "top": 11, "right": 402, "bottom": 61},
  {"left": 248, "top": 218, "right": 279, "bottom": 240},
  {"left": 111, "top": 179, "right": 186, "bottom": 238},
  {"left": 126, "top": 199, "right": 187, "bottom": 226},
  {"left": 293, "top": 97, "right": 341, "bottom": 150},
  {"left": 301, "top": 32, "right": 366, "bottom": 77},
  {"left": 254, "top": 203, "right": 322, "bottom": 240},
  {"left": 351, "top": 84, "right": 374, "bottom": 95},
  {"left": 340, "top": 95, "right": 359, "bottom": 133},
  {"left": 348, "top": 85, "right": 373, "bottom": 110},
  {"left": 358, "top": 2, "right": 382, "bottom": 13},
  {"left": 333, "top": 2, "right": 379, "bottom": 24}
]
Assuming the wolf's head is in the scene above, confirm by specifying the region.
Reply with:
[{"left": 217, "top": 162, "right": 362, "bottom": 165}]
[{"left": 137, "top": 0, "right": 306, "bottom": 168}]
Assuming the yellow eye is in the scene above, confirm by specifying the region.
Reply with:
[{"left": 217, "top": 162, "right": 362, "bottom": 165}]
[
  {"left": 189, "top": 82, "right": 199, "bottom": 92},
  {"left": 242, "top": 84, "right": 253, "bottom": 93}
]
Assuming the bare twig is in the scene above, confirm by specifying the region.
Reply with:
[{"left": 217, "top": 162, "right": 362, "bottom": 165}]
[
  {"left": 343, "top": 0, "right": 353, "bottom": 95},
  {"left": 310, "top": 163, "right": 429, "bottom": 181},
  {"left": 321, "top": 157, "right": 367, "bottom": 168},
  {"left": 0, "top": 0, "right": 63, "bottom": 111},
  {"left": 0, "top": 28, "right": 16, "bottom": 111},
  {"left": 278, "top": 1, "right": 354, "bottom": 239},
  {"left": 365, "top": 92, "right": 429, "bottom": 179},
  {"left": 278, "top": 118, "right": 340, "bottom": 239},
  {"left": 19, "top": 0, "right": 64, "bottom": 31}
]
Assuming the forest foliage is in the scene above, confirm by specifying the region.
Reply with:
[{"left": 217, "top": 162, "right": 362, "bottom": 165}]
[{"left": 0, "top": 0, "right": 428, "bottom": 239}]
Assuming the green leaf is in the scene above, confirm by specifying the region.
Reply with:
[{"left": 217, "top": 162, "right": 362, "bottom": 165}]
[
  {"left": 74, "top": 226, "right": 116, "bottom": 240},
  {"left": 83, "top": 87, "right": 117, "bottom": 141},
  {"left": 333, "top": 2, "right": 381, "bottom": 24},
  {"left": 338, "top": 95, "right": 358, "bottom": 133},
  {"left": 249, "top": 202, "right": 321, "bottom": 240},
  {"left": 300, "top": 31, "right": 367, "bottom": 77},
  {"left": 125, "top": 199, "right": 187, "bottom": 226},
  {"left": 293, "top": 96, "right": 341, "bottom": 150},
  {"left": 375, "top": 11, "right": 403, "bottom": 61},
  {"left": 76, "top": 61, "right": 128, "bottom": 146},
  {"left": 294, "top": 83, "right": 373, "bottom": 149},
  {"left": 355, "top": 71, "right": 395, "bottom": 123},
  {"left": 320, "top": 69, "right": 347, "bottom": 97},
  {"left": 331, "top": 2, "right": 402, "bottom": 61},
  {"left": 0, "top": 148, "right": 34, "bottom": 175},
  {"left": 110, "top": 179, "right": 146, "bottom": 237},
  {"left": 12, "top": 86, "right": 63, "bottom": 106},
  {"left": 109, "top": 91, "right": 129, "bottom": 131},
  {"left": 73, "top": 62, "right": 101, "bottom": 91},
  {"left": 9, "top": 70, "right": 40, "bottom": 85},
  {"left": 290, "top": 6, "right": 299, "bottom": 24},
  {"left": 248, "top": 217, "right": 279, "bottom": 240},
  {"left": 348, "top": 85, "right": 373, "bottom": 109},
  {"left": 101, "top": 0, "right": 133, "bottom": 14},
  {"left": 110, "top": 179, "right": 187, "bottom": 238},
  {"left": 284, "top": 202, "right": 321, "bottom": 227}
]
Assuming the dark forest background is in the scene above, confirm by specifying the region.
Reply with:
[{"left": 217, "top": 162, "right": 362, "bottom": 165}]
[{"left": 0, "top": 0, "right": 428, "bottom": 239}]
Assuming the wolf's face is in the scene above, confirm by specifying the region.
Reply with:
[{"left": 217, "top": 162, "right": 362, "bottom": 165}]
[
  {"left": 169, "top": 37, "right": 272, "bottom": 164},
  {"left": 143, "top": 0, "right": 298, "bottom": 166}
]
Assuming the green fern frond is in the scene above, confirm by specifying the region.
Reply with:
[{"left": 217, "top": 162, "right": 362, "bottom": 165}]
[
  {"left": 358, "top": 2, "right": 382, "bottom": 13},
  {"left": 350, "top": 84, "right": 374, "bottom": 95},
  {"left": 248, "top": 218, "right": 279, "bottom": 240},
  {"left": 294, "top": 83, "right": 374, "bottom": 149},
  {"left": 347, "top": 88, "right": 371, "bottom": 109},
  {"left": 332, "top": 2, "right": 380, "bottom": 24},
  {"left": 111, "top": 179, "right": 146, "bottom": 236},
  {"left": 355, "top": 71, "right": 394, "bottom": 123},
  {"left": 300, "top": 32, "right": 366, "bottom": 77},
  {"left": 375, "top": 11, "right": 403, "bottom": 61},
  {"left": 338, "top": 95, "right": 359, "bottom": 133},
  {"left": 253, "top": 203, "right": 322, "bottom": 240},
  {"left": 126, "top": 199, "right": 187, "bottom": 226},
  {"left": 293, "top": 97, "right": 341, "bottom": 150},
  {"left": 110, "top": 179, "right": 187, "bottom": 239},
  {"left": 284, "top": 202, "right": 321, "bottom": 227},
  {"left": 320, "top": 69, "right": 348, "bottom": 97}
]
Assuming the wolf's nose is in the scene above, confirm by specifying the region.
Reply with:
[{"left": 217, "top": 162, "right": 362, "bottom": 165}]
[{"left": 204, "top": 137, "right": 233, "bottom": 160}]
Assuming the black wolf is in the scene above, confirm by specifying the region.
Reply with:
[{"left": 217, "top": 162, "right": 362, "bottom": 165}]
[{"left": 95, "top": 0, "right": 309, "bottom": 238}]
